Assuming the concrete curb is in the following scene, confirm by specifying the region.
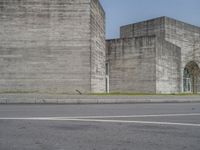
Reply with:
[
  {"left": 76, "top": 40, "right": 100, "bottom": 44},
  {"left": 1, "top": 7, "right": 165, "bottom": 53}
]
[{"left": 0, "top": 94, "right": 200, "bottom": 104}]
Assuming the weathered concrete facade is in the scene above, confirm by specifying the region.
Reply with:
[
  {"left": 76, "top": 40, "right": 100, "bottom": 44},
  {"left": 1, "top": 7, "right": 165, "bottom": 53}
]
[
  {"left": 107, "top": 17, "right": 200, "bottom": 94},
  {"left": 90, "top": 0, "right": 106, "bottom": 92},
  {"left": 107, "top": 36, "right": 181, "bottom": 93},
  {"left": 1, "top": 1, "right": 199, "bottom": 95},
  {"left": 0, "top": 0, "right": 105, "bottom": 94}
]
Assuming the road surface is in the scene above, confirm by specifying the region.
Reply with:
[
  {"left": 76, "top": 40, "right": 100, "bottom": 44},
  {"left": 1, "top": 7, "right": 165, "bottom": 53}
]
[{"left": 0, "top": 103, "right": 200, "bottom": 150}]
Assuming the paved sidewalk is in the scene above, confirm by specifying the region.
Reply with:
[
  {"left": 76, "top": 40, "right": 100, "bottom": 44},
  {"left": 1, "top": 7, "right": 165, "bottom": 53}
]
[{"left": 0, "top": 94, "right": 200, "bottom": 104}]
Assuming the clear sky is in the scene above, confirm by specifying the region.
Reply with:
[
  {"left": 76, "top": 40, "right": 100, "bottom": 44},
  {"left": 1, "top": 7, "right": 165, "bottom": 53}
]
[{"left": 99, "top": 0, "right": 200, "bottom": 39}]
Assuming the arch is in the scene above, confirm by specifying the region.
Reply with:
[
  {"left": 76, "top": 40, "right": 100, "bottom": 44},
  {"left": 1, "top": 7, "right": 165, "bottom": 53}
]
[{"left": 183, "top": 61, "right": 200, "bottom": 93}]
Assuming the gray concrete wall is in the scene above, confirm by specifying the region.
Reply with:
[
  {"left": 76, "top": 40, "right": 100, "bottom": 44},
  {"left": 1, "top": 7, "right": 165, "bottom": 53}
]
[
  {"left": 0, "top": 0, "right": 105, "bottom": 94},
  {"left": 106, "top": 36, "right": 157, "bottom": 93},
  {"left": 164, "top": 17, "right": 200, "bottom": 92},
  {"left": 106, "top": 35, "right": 181, "bottom": 94},
  {"left": 90, "top": 0, "right": 106, "bottom": 93},
  {"left": 120, "top": 17, "right": 200, "bottom": 69},
  {"left": 156, "top": 38, "right": 181, "bottom": 93},
  {"left": 120, "top": 17, "right": 165, "bottom": 39},
  {"left": 164, "top": 17, "right": 200, "bottom": 66},
  {"left": 120, "top": 16, "right": 200, "bottom": 93}
]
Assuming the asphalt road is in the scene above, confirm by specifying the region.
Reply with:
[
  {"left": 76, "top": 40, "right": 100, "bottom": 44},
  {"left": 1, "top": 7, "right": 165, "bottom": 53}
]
[{"left": 0, "top": 103, "right": 200, "bottom": 150}]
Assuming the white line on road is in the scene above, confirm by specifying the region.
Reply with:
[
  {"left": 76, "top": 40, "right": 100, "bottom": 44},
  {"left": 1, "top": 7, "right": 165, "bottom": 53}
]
[
  {"left": 0, "top": 113, "right": 200, "bottom": 120},
  {"left": 49, "top": 113, "right": 200, "bottom": 119},
  {"left": 0, "top": 113, "right": 200, "bottom": 127},
  {"left": 55, "top": 118, "right": 200, "bottom": 127},
  {"left": 0, "top": 117, "right": 200, "bottom": 127}
]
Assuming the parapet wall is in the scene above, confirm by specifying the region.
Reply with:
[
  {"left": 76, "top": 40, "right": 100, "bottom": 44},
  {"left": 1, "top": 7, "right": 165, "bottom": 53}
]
[{"left": 120, "top": 17, "right": 165, "bottom": 38}]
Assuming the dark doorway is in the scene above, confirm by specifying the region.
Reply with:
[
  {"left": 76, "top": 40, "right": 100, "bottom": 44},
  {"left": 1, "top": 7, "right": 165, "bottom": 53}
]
[{"left": 183, "top": 61, "right": 200, "bottom": 93}]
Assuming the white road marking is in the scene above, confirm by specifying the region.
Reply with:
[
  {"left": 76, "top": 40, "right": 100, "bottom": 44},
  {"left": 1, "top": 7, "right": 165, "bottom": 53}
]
[
  {"left": 0, "top": 113, "right": 200, "bottom": 120},
  {"left": 0, "top": 113, "right": 200, "bottom": 127},
  {"left": 55, "top": 118, "right": 200, "bottom": 127},
  {"left": 0, "top": 117, "right": 200, "bottom": 127},
  {"left": 49, "top": 113, "right": 200, "bottom": 119}
]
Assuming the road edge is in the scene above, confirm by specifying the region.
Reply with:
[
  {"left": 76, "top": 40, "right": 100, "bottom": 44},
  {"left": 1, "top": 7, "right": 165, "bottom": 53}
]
[{"left": 0, "top": 94, "right": 200, "bottom": 104}]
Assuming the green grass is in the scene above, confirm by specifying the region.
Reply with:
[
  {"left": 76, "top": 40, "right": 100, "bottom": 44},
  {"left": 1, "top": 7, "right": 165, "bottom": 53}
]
[
  {"left": 0, "top": 90, "right": 199, "bottom": 96},
  {"left": 90, "top": 92, "right": 200, "bottom": 96}
]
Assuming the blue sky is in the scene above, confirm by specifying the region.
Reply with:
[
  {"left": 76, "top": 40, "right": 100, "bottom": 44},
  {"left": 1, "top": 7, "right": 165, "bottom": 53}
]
[{"left": 99, "top": 0, "right": 200, "bottom": 39}]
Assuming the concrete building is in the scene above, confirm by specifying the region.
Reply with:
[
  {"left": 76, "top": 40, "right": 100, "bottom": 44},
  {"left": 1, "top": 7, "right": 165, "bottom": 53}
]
[
  {"left": 0, "top": 0, "right": 105, "bottom": 94},
  {"left": 106, "top": 17, "right": 200, "bottom": 94},
  {"left": 0, "top": 0, "right": 200, "bottom": 95}
]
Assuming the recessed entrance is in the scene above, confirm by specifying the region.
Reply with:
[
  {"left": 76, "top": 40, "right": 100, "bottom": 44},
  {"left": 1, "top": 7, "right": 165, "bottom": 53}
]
[
  {"left": 105, "top": 62, "right": 110, "bottom": 93},
  {"left": 183, "top": 61, "right": 200, "bottom": 93}
]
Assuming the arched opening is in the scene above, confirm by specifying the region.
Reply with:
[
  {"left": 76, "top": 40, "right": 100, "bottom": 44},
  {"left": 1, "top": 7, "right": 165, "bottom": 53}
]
[{"left": 183, "top": 61, "right": 200, "bottom": 93}]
